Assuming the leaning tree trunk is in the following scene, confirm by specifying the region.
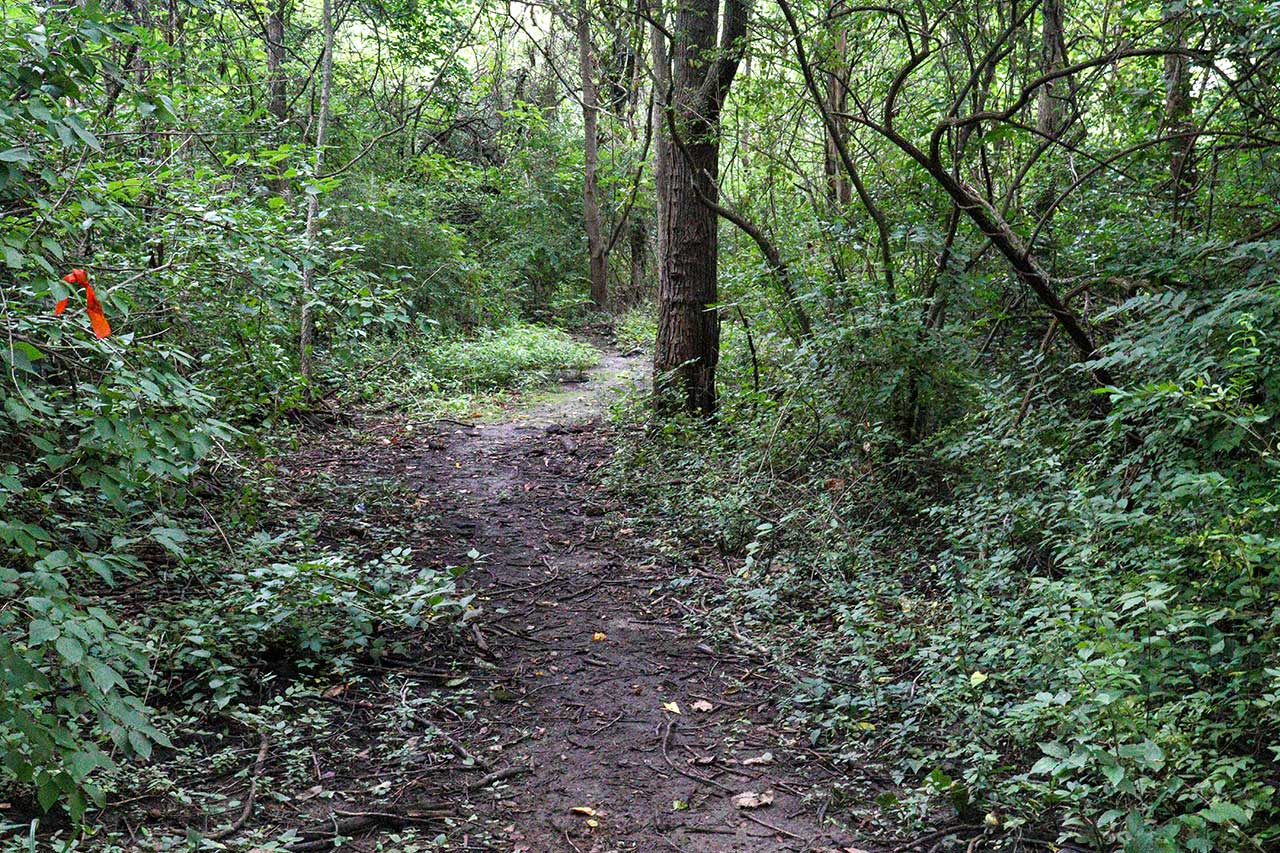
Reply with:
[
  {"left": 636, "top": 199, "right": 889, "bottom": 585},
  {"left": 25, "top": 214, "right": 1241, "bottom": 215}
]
[
  {"left": 299, "top": 0, "right": 334, "bottom": 389},
  {"left": 651, "top": 0, "right": 747, "bottom": 416}
]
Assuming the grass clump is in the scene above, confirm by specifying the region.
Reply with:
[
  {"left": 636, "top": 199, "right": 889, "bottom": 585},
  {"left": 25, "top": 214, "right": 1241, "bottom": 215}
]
[
  {"left": 420, "top": 323, "right": 599, "bottom": 392},
  {"left": 352, "top": 322, "right": 600, "bottom": 418},
  {"left": 613, "top": 303, "right": 656, "bottom": 353}
]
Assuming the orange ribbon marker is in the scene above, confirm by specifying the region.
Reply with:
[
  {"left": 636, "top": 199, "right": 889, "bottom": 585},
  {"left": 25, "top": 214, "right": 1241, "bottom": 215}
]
[{"left": 54, "top": 269, "right": 112, "bottom": 339}]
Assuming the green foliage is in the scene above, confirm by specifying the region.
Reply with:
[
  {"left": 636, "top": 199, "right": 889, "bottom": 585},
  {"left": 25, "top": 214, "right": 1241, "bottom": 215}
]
[
  {"left": 0, "top": 0, "right": 594, "bottom": 822},
  {"left": 156, "top": 539, "right": 472, "bottom": 713},
  {"left": 613, "top": 303, "right": 656, "bottom": 353},
  {"left": 618, "top": 0, "right": 1280, "bottom": 841},
  {"left": 613, "top": 278, "right": 1280, "bottom": 850},
  {"left": 349, "top": 323, "right": 599, "bottom": 419},
  {"left": 415, "top": 323, "right": 598, "bottom": 393}
]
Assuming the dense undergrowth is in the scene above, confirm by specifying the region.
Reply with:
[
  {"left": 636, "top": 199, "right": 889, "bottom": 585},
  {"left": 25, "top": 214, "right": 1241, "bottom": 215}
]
[
  {"left": 610, "top": 266, "right": 1280, "bottom": 850},
  {"left": 0, "top": 316, "right": 588, "bottom": 841},
  {"left": 0, "top": 0, "right": 608, "bottom": 835},
  {"left": 347, "top": 324, "right": 599, "bottom": 418},
  {"left": 6, "top": 0, "right": 1280, "bottom": 847}
]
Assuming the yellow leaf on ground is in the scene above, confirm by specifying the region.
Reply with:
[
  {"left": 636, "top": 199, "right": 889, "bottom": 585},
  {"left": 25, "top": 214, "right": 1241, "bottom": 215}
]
[{"left": 662, "top": 701, "right": 681, "bottom": 714}]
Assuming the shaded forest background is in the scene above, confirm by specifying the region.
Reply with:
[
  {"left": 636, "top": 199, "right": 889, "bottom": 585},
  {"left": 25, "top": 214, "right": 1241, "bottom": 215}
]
[{"left": 1, "top": 0, "right": 1278, "bottom": 848}]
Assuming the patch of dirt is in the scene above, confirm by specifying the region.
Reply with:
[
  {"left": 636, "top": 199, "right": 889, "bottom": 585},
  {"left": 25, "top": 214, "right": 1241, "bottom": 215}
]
[{"left": 210, "top": 344, "right": 887, "bottom": 852}]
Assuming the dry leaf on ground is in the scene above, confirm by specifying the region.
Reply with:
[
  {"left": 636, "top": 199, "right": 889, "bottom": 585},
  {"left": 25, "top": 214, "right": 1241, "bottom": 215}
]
[{"left": 731, "top": 789, "right": 775, "bottom": 809}]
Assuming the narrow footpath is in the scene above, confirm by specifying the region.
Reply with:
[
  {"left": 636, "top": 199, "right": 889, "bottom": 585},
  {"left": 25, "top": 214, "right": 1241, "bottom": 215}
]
[
  {"left": 401, "top": 349, "right": 870, "bottom": 852},
  {"left": 279, "top": 346, "right": 880, "bottom": 852}
]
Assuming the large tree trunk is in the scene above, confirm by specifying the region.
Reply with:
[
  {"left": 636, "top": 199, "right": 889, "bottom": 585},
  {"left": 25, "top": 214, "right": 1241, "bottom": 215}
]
[
  {"left": 576, "top": 0, "right": 608, "bottom": 307},
  {"left": 655, "top": 134, "right": 721, "bottom": 413},
  {"left": 299, "top": 0, "right": 334, "bottom": 389},
  {"left": 651, "top": 0, "right": 747, "bottom": 416}
]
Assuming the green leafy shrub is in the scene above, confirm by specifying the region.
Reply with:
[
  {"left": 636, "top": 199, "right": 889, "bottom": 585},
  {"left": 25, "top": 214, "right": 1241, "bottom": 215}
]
[
  {"left": 614, "top": 303, "right": 656, "bottom": 353},
  {"left": 611, "top": 277, "right": 1280, "bottom": 850},
  {"left": 156, "top": 542, "right": 472, "bottom": 713},
  {"left": 350, "top": 323, "right": 599, "bottom": 419},
  {"left": 417, "top": 323, "right": 598, "bottom": 392}
]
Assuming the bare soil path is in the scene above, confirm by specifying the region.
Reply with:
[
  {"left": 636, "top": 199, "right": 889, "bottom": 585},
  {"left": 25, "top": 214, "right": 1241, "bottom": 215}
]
[
  {"left": 402, "top": 347, "right": 871, "bottom": 853},
  {"left": 277, "top": 344, "right": 878, "bottom": 852}
]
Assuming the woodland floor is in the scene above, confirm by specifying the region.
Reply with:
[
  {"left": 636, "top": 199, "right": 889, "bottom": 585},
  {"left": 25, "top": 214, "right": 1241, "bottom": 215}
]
[{"left": 160, "top": 344, "right": 890, "bottom": 853}]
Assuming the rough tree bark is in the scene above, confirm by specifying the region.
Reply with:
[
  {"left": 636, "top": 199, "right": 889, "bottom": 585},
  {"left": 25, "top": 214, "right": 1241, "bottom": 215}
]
[
  {"left": 651, "top": 0, "right": 749, "bottom": 415},
  {"left": 628, "top": 214, "right": 649, "bottom": 300},
  {"left": 1163, "top": 0, "right": 1195, "bottom": 219},
  {"left": 824, "top": 19, "right": 851, "bottom": 206},
  {"left": 1033, "top": 0, "right": 1067, "bottom": 217},
  {"left": 576, "top": 0, "right": 608, "bottom": 307},
  {"left": 266, "top": 0, "right": 290, "bottom": 196},
  {"left": 266, "top": 0, "right": 288, "bottom": 124},
  {"left": 299, "top": 0, "right": 334, "bottom": 389},
  {"left": 649, "top": 4, "right": 670, "bottom": 289}
]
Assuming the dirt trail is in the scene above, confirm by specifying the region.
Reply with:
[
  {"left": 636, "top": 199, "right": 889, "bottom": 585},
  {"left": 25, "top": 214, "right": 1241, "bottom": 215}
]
[{"left": 401, "top": 346, "right": 868, "bottom": 852}]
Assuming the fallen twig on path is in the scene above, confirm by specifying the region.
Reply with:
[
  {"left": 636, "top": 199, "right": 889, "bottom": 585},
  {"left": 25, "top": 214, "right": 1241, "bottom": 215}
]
[
  {"left": 659, "top": 719, "right": 736, "bottom": 793},
  {"left": 414, "top": 715, "right": 491, "bottom": 770},
  {"left": 740, "top": 810, "right": 807, "bottom": 841},
  {"left": 890, "top": 824, "right": 984, "bottom": 852},
  {"left": 207, "top": 732, "right": 270, "bottom": 840},
  {"left": 468, "top": 763, "right": 530, "bottom": 791},
  {"left": 286, "top": 807, "right": 451, "bottom": 852}
]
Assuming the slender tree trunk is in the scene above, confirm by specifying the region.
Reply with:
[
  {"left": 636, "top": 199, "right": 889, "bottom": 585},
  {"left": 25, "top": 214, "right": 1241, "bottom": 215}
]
[
  {"left": 1163, "top": 0, "right": 1195, "bottom": 220},
  {"left": 1033, "top": 0, "right": 1066, "bottom": 217},
  {"left": 266, "top": 0, "right": 290, "bottom": 196},
  {"left": 649, "top": 7, "right": 670, "bottom": 292},
  {"left": 651, "top": 0, "right": 748, "bottom": 415},
  {"left": 576, "top": 0, "right": 608, "bottom": 307},
  {"left": 299, "top": 0, "right": 334, "bottom": 389},
  {"left": 739, "top": 51, "right": 752, "bottom": 171},
  {"left": 824, "top": 24, "right": 851, "bottom": 206},
  {"left": 628, "top": 212, "right": 649, "bottom": 299},
  {"left": 778, "top": 0, "right": 894, "bottom": 294},
  {"left": 266, "top": 0, "right": 288, "bottom": 124}
]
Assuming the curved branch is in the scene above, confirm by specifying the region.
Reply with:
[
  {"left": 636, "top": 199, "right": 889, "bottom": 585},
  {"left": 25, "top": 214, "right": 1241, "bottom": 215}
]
[{"left": 778, "top": 0, "right": 896, "bottom": 294}]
